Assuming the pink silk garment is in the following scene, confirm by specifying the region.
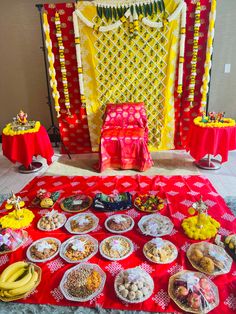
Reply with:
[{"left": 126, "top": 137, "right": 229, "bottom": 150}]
[{"left": 98, "top": 102, "right": 154, "bottom": 172}]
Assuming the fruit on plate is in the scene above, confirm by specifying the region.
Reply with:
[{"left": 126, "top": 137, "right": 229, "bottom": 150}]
[
  {"left": 31, "top": 189, "right": 60, "bottom": 208},
  {"left": 134, "top": 194, "right": 164, "bottom": 212},
  {"left": 0, "top": 261, "right": 40, "bottom": 299}
]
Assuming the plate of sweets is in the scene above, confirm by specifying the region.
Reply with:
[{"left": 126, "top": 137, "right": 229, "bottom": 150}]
[
  {"left": 134, "top": 194, "right": 165, "bottom": 213},
  {"left": 114, "top": 267, "right": 154, "bottom": 303},
  {"left": 143, "top": 238, "right": 178, "bottom": 264},
  {"left": 168, "top": 270, "right": 219, "bottom": 313},
  {"left": 0, "top": 227, "right": 28, "bottom": 254},
  {"left": 60, "top": 194, "right": 93, "bottom": 213},
  {"left": 30, "top": 189, "right": 60, "bottom": 209},
  {"left": 99, "top": 235, "right": 133, "bottom": 261},
  {"left": 65, "top": 213, "right": 99, "bottom": 234},
  {"left": 37, "top": 210, "right": 67, "bottom": 231},
  {"left": 60, "top": 263, "right": 106, "bottom": 302},
  {"left": 138, "top": 214, "right": 173, "bottom": 237},
  {"left": 26, "top": 237, "right": 61, "bottom": 263},
  {"left": 60, "top": 235, "right": 98, "bottom": 263},
  {"left": 187, "top": 242, "right": 232, "bottom": 275},
  {"left": 105, "top": 214, "right": 134, "bottom": 234}
]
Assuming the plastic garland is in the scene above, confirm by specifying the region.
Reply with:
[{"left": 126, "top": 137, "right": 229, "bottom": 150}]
[
  {"left": 177, "top": 1, "right": 186, "bottom": 95},
  {"left": 43, "top": 13, "right": 60, "bottom": 118},
  {"left": 187, "top": 1, "right": 201, "bottom": 106},
  {"left": 200, "top": 0, "right": 217, "bottom": 111},
  {"left": 3, "top": 122, "right": 41, "bottom": 136},
  {"left": 55, "top": 12, "right": 71, "bottom": 116},
  {"left": 194, "top": 116, "right": 235, "bottom": 128}
]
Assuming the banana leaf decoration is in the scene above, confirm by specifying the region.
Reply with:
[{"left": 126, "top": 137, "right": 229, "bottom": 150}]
[
  {"left": 97, "top": 6, "right": 103, "bottom": 19},
  {"left": 117, "top": 7, "right": 123, "bottom": 18},
  {"left": 130, "top": 5, "right": 134, "bottom": 15},
  {"left": 154, "top": 1, "right": 158, "bottom": 14},
  {"left": 113, "top": 7, "right": 117, "bottom": 20}
]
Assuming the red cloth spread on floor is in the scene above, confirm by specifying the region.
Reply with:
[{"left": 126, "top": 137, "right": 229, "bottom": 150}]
[
  {"left": 186, "top": 123, "right": 236, "bottom": 163},
  {"left": 0, "top": 175, "right": 235, "bottom": 313},
  {"left": 98, "top": 103, "right": 153, "bottom": 172},
  {"left": 2, "top": 126, "right": 54, "bottom": 168}
]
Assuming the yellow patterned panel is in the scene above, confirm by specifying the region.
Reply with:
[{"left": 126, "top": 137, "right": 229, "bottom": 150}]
[{"left": 76, "top": 0, "right": 180, "bottom": 151}]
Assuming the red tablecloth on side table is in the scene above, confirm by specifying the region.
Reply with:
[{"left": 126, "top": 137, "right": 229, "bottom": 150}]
[
  {"left": 2, "top": 126, "right": 54, "bottom": 168},
  {"left": 186, "top": 123, "right": 236, "bottom": 163}
]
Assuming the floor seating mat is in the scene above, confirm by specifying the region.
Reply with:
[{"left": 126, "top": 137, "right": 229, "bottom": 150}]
[{"left": 0, "top": 175, "right": 235, "bottom": 314}]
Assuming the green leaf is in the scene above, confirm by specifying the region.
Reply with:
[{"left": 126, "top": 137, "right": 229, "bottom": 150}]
[
  {"left": 113, "top": 7, "right": 117, "bottom": 20},
  {"left": 135, "top": 4, "right": 140, "bottom": 15},
  {"left": 97, "top": 6, "right": 103, "bottom": 19},
  {"left": 117, "top": 7, "right": 123, "bottom": 18},
  {"left": 139, "top": 4, "right": 143, "bottom": 15},
  {"left": 108, "top": 7, "right": 112, "bottom": 20},
  {"left": 130, "top": 5, "right": 134, "bottom": 15},
  {"left": 158, "top": 1, "right": 162, "bottom": 12},
  {"left": 154, "top": 1, "right": 158, "bottom": 14},
  {"left": 143, "top": 4, "right": 148, "bottom": 16},
  {"left": 161, "top": 0, "right": 165, "bottom": 12}
]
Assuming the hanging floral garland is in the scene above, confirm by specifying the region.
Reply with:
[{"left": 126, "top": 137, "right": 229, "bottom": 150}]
[
  {"left": 177, "top": 1, "right": 186, "bottom": 95},
  {"left": 55, "top": 12, "right": 71, "bottom": 116},
  {"left": 187, "top": 1, "right": 201, "bottom": 106},
  {"left": 43, "top": 12, "right": 60, "bottom": 118},
  {"left": 200, "top": 0, "right": 217, "bottom": 112}
]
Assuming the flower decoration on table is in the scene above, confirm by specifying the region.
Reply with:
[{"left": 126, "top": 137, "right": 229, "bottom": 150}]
[
  {"left": 3, "top": 111, "right": 40, "bottom": 136},
  {"left": 30, "top": 189, "right": 60, "bottom": 209},
  {"left": 134, "top": 194, "right": 164, "bottom": 212},
  {"left": 194, "top": 113, "right": 235, "bottom": 128},
  {"left": 181, "top": 196, "right": 220, "bottom": 240},
  {"left": 0, "top": 193, "right": 34, "bottom": 229},
  {"left": 0, "top": 227, "right": 28, "bottom": 254}
]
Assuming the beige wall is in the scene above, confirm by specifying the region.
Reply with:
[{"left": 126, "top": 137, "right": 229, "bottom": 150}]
[
  {"left": 0, "top": 0, "right": 235, "bottom": 132},
  {"left": 209, "top": 0, "right": 236, "bottom": 118},
  {"left": 0, "top": 0, "right": 67, "bottom": 131}
]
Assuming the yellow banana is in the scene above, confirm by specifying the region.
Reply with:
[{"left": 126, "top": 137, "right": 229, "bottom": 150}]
[
  {"left": 0, "top": 261, "right": 28, "bottom": 282},
  {"left": 0, "top": 266, "right": 32, "bottom": 290},
  {"left": 7, "top": 269, "right": 38, "bottom": 296},
  {"left": 6, "top": 267, "right": 27, "bottom": 283}
]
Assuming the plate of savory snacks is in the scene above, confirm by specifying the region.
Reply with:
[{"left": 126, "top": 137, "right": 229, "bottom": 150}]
[
  {"left": 60, "top": 263, "right": 106, "bottom": 302},
  {"left": 187, "top": 242, "right": 232, "bottom": 275},
  {"left": 114, "top": 267, "right": 154, "bottom": 303},
  {"left": 0, "top": 261, "right": 41, "bottom": 302},
  {"left": 0, "top": 228, "right": 28, "bottom": 255},
  {"left": 168, "top": 270, "right": 219, "bottom": 313},
  {"left": 60, "top": 235, "right": 98, "bottom": 263},
  {"left": 143, "top": 238, "right": 178, "bottom": 264},
  {"left": 37, "top": 210, "right": 66, "bottom": 231},
  {"left": 93, "top": 192, "right": 132, "bottom": 211},
  {"left": 138, "top": 214, "right": 173, "bottom": 237},
  {"left": 99, "top": 235, "right": 133, "bottom": 261},
  {"left": 134, "top": 194, "right": 165, "bottom": 213},
  {"left": 30, "top": 189, "right": 60, "bottom": 208},
  {"left": 65, "top": 213, "right": 99, "bottom": 234},
  {"left": 105, "top": 214, "right": 134, "bottom": 234},
  {"left": 60, "top": 194, "right": 93, "bottom": 213},
  {"left": 26, "top": 237, "right": 61, "bottom": 263}
]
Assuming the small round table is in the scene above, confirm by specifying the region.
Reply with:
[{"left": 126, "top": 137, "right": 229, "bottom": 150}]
[
  {"left": 186, "top": 122, "right": 236, "bottom": 170},
  {"left": 2, "top": 125, "right": 54, "bottom": 173}
]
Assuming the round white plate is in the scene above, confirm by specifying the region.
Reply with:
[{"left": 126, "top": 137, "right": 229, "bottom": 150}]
[
  {"left": 138, "top": 213, "right": 174, "bottom": 237},
  {"left": 37, "top": 213, "right": 67, "bottom": 231},
  {"left": 104, "top": 214, "right": 134, "bottom": 234},
  {"left": 143, "top": 239, "right": 178, "bottom": 264},
  {"left": 99, "top": 235, "right": 133, "bottom": 261},
  {"left": 64, "top": 213, "right": 99, "bottom": 234}
]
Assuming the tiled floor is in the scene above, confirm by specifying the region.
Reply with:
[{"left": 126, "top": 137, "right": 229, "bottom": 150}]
[{"left": 1, "top": 144, "right": 236, "bottom": 198}]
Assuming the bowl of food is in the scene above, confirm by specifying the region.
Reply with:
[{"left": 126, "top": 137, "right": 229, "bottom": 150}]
[
  {"left": 114, "top": 267, "right": 154, "bottom": 303},
  {"left": 99, "top": 235, "right": 133, "bottom": 261},
  {"left": 26, "top": 237, "right": 61, "bottom": 263},
  {"left": 105, "top": 214, "right": 134, "bottom": 234},
  {"left": 60, "top": 235, "right": 98, "bottom": 263},
  {"left": 168, "top": 270, "right": 219, "bottom": 313},
  {"left": 134, "top": 194, "right": 165, "bottom": 213},
  {"left": 65, "top": 213, "right": 99, "bottom": 234},
  {"left": 37, "top": 210, "right": 66, "bottom": 231},
  {"left": 60, "top": 194, "right": 93, "bottom": 213},
  {"left": 143, "top": 238, "right": 178, "bottom": 264},
  {"left": 60, "top": 263, "right": 106, "bottom": 302},
  {"left": 138, "top": 214, "right": 173, "bottom": 237},
  {"left": 187, "top": 242, "right": 232, "bottom": 275}
]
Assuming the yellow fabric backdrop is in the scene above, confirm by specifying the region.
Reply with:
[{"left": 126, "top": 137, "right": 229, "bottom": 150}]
[{"left": 76, "top": 1, "right": 180, "bottom": 152}]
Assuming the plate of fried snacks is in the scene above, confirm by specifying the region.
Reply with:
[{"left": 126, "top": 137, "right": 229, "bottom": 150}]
[
  {"left": 60, "top": 235, "right": 98, "bottom": 263},
  {"left": 37, "top": 210, "right": 66, "bottom": 231},
  {"left": 187, "top": 242, "right": 232, "bottom": 275},
  {"left": 65, "top": 213, "right": 99, "bottom": 234},
  {"left": 134, "top": 194, "right": 165, "bottom": 213},
  {"left": 143, "top": 237, "right": 178, "bottom": 264},
  {"left": 26, "top": 237, "right": 61, "bottom": 263},
  {"left": 60, "top": 263, "right": 106, "bottom": 302},
  {"left": 114, "top": 267, "right": 154, "bottom": 303},
  {"left": 99, "top": 235, "right": 133, "bottom": 261},
  {"left": 0, "top": 261, "right": 41, "bottom": 301},
  {"left": 138, "top": 214, "right": 173, "bottom": 237},
  {"left": 168, "top": 270, "right": 219, "bottom": 313},
  {"left": 105, "top": 214, "right": 134, "bottom": 234}
]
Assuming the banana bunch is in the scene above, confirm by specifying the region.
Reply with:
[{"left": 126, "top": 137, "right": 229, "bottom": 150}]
[{"left": 0, "top": 261, "right": 39, "bottom": 299}]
